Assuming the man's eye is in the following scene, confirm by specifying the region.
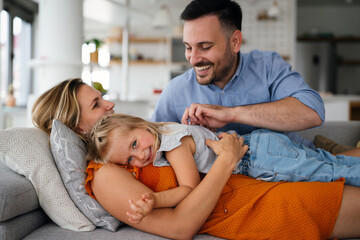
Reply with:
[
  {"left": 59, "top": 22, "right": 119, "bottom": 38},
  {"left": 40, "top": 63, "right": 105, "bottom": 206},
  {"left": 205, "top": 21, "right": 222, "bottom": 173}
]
[
  {"left": 132, "top": 140, "right": 137, "bottom": 149},
  {"left": 127, "top": 156, "right": 132, "bottom": 165},
  {"left": 201, "top": 46, "right": 211, "bottom": 50}
]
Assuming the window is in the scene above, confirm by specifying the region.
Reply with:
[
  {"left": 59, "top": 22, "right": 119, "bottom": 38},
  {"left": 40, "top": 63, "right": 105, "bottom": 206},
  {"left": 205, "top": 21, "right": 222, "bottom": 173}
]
[
  {"left": 1, "top": 0, "right": 37, "bottom": 107},
  {"left": 82, "top": 42, "right": 110, "bottom": 91}
]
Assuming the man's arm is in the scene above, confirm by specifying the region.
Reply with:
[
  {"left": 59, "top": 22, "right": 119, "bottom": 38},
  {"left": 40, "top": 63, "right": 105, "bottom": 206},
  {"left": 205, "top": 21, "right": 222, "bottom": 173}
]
[
  {"left": 151, "top": 80, "right": 179, "bottom": 122},
  {"left": 182, "top": 97, "right": 322, "bottom": 132},
  {"left": 232, "top": 97, "right": 322, "bottom": 131}
]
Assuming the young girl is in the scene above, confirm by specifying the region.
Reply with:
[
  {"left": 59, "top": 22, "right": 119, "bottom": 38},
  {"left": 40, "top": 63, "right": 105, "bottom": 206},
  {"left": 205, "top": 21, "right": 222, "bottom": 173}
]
[{"left": 86, "top": 113, "right": 360, "bottom": 222}]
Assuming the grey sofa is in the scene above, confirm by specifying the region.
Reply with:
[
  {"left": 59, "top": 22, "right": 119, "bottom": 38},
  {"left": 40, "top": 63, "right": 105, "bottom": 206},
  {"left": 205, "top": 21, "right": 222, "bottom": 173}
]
[{"left": 1, "top": 121, "right": 360, "bottom": 240}]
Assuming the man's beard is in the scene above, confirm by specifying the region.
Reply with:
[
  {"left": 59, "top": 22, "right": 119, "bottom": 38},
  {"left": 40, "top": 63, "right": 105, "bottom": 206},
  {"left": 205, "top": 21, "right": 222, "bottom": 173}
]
[{"left": 195, "top": 51, "right": 235, "bottom": 86}]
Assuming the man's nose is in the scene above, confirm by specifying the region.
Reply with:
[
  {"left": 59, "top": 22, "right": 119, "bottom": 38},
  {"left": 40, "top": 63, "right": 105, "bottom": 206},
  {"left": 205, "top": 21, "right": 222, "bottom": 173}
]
[{"left": 188, "top": 49, "right": 201, "bottom": 66}]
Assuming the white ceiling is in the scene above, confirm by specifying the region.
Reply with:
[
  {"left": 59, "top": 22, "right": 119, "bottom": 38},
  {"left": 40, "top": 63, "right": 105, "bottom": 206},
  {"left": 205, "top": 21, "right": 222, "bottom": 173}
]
[
  {"left": 84, "top": 0, "right": 192, "bottom": 38},
  {"left": 83, "top": 0, "right": 360, "bottom": 39}
]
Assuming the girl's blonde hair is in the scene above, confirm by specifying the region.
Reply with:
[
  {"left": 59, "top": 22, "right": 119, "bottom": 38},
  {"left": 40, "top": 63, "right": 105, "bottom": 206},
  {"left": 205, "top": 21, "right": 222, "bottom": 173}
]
[
  {"left": 86, "top": 113, "right": 166, "bottom": 164},
  {"left": 32, "top": 78, "right": 86, "bottom": 140}
]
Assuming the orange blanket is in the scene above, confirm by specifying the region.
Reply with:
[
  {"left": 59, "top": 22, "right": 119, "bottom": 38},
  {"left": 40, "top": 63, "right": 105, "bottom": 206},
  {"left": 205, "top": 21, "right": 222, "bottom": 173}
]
[{"left": 85, "top": 161, "right": 344, "bottom": 240}]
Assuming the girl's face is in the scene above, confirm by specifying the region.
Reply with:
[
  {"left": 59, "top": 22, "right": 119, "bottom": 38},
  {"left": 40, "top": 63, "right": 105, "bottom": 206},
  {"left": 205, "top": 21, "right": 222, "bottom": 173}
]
[
  {"left": 106, "top": 127, "right": 158, "bottom": 168},
  {"left": 76, "top": 84, "right": 114, "bottom": 134}
]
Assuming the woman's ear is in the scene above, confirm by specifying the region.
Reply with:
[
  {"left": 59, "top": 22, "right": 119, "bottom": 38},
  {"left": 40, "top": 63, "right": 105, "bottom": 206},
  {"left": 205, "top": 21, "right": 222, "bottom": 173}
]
[
  {"left": 75, "top": 126, "right": 84, "bottom": 135},
  {"left": 231, "top": 30, "right": 242, "bottom": 53}
]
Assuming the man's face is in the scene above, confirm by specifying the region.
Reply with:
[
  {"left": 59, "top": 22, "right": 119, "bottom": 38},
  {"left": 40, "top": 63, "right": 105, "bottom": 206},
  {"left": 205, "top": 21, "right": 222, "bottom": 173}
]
[{"left": 183, "top": 15, "right": 239, "bottom": 89}]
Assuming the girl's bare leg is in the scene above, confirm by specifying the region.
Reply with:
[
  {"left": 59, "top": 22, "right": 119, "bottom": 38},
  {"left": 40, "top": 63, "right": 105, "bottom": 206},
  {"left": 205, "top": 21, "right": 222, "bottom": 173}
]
[{"left": 330, "top": 185, "right": 360, "bottom": 239}]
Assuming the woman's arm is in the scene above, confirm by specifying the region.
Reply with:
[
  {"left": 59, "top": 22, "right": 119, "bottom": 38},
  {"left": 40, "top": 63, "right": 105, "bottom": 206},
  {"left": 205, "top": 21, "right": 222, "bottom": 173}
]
[{"left": 92, "top": 132, "right": 248, "bottom": 239}]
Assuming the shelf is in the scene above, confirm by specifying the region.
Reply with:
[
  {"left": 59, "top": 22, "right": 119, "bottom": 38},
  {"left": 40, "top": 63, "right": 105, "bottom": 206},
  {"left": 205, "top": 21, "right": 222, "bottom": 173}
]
[
  {"left": 106, "top": 37, "right": 167, "bottom": 44},
  {"left": 110, "top": 59, "right": 166, "bottom": 65},
  {"left": 338, "top": 59, "right": 360, "bottom": 66},
  {"left": 297, "top": 36, "right": 360, "bottom": 42}
]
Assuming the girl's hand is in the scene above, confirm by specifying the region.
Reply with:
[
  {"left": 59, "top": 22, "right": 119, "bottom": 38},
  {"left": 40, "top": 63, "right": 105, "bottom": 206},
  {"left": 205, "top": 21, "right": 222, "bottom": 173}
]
[
  {"left": 205, "top": 132, "right": 248, "bottom": 167},
  {"left": 126, "top": 192, "right": 155, "bottom": 224}
]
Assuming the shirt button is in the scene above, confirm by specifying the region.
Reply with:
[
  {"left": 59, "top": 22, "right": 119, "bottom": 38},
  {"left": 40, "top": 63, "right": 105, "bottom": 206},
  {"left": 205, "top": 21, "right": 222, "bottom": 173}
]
[{"left": 222, "top": 91, "right": 225, "bottom": 94}]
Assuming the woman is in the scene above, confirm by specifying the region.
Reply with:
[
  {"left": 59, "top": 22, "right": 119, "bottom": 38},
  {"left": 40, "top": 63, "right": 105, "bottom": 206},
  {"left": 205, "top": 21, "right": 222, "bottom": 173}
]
[
  {"left": 32, "top": 78, "right": 114, "bottom": 140},
  {"left": 32, "top": 78, "right": 360, "bottom": 239}
]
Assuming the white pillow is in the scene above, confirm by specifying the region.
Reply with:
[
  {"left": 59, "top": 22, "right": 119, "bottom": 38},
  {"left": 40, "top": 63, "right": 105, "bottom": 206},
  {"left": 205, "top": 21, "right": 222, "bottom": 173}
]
[
  {"left": 50, "top": 120, "right": 121, "bottom": 231},
  {"left": 0, "top": 127, "right": 95, "bottom": 231}
]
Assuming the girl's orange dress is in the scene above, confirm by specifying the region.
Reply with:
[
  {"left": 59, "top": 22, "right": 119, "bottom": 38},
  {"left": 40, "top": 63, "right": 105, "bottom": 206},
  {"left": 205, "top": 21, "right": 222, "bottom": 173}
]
[{"left": 85, "top": 161, "right": 344, "bottom": 240}]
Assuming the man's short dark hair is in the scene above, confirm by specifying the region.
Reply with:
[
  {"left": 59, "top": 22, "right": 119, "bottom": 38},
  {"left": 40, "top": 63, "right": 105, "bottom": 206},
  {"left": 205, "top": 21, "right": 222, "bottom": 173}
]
[{"left": 180, "top": 0, "right": 242, "bottom": 34}]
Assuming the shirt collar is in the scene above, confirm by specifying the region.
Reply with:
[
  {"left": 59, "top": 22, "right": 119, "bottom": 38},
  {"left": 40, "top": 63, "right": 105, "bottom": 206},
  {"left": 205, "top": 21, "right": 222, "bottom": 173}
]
[
  {"left": 222, "top": 52, "right": 242, "bottom": 91},
  {"left": 230, "top": 52, "right": 242, "bottom": 82}
]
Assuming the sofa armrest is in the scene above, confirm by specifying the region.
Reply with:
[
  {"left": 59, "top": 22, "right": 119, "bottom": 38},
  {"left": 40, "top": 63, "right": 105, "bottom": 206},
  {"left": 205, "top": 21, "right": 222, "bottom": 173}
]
[
  {"left": 297, "top": 121, "right": 360, "bottom": 146},
  {"left": 0, "top": 161, "right": 39, "bottom": 222}
]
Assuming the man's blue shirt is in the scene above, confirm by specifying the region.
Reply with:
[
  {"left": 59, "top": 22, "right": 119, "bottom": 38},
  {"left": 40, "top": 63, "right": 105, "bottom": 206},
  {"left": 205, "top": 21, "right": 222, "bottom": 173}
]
[{"left": 152, "top": 50, "right": 325, "bottom": 136}]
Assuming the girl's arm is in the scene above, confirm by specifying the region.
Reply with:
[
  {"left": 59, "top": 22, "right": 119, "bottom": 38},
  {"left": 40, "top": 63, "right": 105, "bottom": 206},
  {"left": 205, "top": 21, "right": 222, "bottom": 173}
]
[
  {"left": 91, "top": 132, "right": 247, "bottom": 240},
  {"left": 152, "top": 135, "right": 200, "bottom": 208}
]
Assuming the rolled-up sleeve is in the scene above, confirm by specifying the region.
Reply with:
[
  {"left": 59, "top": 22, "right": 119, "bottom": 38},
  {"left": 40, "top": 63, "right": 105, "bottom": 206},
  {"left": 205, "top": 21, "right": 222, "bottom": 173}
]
[{"left": 267, "top": 52, "right": 325, "bottom": 123}]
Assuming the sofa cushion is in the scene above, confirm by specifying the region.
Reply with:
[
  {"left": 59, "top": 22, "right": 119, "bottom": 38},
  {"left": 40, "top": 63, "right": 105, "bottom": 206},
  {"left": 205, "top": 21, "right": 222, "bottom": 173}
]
[
  {"left": 0, "top": 208, "right": 49, "bottom": 240},
  {"left": 50, "top": 120, "right": 121, "bottom": 231},
  {"left": 0, "top": 161, "right": 38, "bottom": 222},
  {"left": 0, "top": 127, "right": 95, "bottom": 231},
  {"left": 23, "top": 222, "right": 223, "bottom": 240},
  {"left": 298, "top": 121, "right": 360, "bottom": 146}
]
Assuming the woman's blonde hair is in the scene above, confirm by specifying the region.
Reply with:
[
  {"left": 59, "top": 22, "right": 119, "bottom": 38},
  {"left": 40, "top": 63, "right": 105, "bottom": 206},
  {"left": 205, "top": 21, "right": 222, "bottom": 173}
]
[
  {"left": 32, "top": 78, "right": 85, "bottom": 139},
  {"left": 86, "top": 113, "right": 165, "bottom": 165}
]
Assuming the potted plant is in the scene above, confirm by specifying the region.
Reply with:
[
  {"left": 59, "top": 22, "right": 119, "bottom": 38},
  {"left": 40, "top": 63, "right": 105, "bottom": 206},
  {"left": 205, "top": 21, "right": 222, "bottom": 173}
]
[{"left": 85, "top": 38, "right": 104, "bottom": 63}]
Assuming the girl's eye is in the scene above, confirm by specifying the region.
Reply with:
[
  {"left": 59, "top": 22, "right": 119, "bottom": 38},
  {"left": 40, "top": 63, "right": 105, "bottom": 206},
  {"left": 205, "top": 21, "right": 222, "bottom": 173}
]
[
  {"left": 127, "top": 156, "right": 132, "bottom": 166},
  {"left": 132, "top": 140, "right": 137, "bottom": 149}
]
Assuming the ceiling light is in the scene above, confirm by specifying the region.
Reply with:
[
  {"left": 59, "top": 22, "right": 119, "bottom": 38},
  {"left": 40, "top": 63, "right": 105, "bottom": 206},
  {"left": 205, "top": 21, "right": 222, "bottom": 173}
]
[
  {"left": 152, "top": 4, "right": 173, "bottom": 29},
  {"left": 267, "top": 0, "right": 281, "bottom": 18}
]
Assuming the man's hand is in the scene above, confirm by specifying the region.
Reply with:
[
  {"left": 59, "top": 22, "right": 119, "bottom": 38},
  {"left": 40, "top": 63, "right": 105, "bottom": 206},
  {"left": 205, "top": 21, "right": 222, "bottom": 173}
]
[
  {"left": 126, "top": 192, "right": 155, "bottom": 224},
  {"left": 181, "top": 103, "right": 233, "bottom": 129}
]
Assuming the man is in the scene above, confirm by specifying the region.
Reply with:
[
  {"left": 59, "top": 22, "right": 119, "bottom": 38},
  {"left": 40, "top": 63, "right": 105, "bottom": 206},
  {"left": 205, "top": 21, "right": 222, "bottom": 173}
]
[{"left": 152, "top": 0, "right": 324, "bottom": 146}]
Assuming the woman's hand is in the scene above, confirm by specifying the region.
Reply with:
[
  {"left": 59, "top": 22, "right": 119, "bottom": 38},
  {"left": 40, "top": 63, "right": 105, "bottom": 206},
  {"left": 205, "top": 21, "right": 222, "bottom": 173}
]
[
  {"left": 127, "top": 192, "right": 155, "bottom": 224},
  {"left": 205, "top": 132, "right": 248, "bottom": 169}
]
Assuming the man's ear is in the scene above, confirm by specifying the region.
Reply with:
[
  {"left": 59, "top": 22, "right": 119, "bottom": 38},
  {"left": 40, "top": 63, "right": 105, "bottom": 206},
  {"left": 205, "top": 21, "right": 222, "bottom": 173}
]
[{"left": 231, "top": 30, "right": 242, "bottom": 53}]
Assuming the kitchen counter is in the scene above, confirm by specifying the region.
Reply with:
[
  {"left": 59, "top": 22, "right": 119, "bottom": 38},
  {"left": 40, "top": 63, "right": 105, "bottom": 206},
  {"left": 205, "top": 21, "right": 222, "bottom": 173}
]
[{"left": 321, "top": 94, "right": 360, "bottom": 121}]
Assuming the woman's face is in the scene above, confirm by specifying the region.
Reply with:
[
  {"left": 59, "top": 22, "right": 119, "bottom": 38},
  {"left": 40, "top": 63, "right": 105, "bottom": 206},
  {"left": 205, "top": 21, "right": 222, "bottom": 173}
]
[{"left": 76, "top": 84, "right": 114, "bottom": 134}]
